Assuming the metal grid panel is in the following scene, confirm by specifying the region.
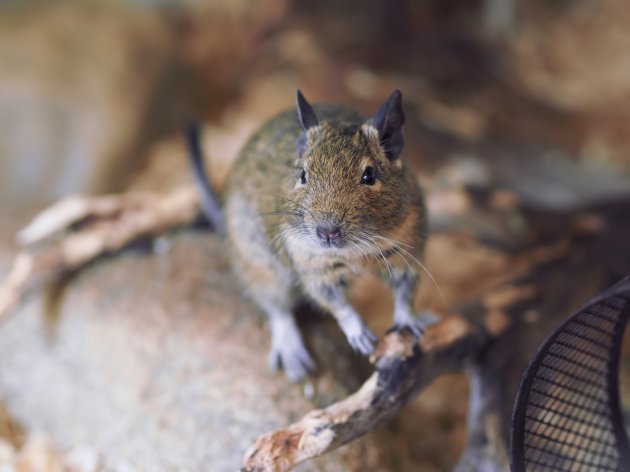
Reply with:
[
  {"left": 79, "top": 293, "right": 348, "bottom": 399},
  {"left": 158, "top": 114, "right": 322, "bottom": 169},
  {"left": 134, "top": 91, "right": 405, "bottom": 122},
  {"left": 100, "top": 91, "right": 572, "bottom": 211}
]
[{"left": 511, "top": 278, "right": 630, "bottom": 472}]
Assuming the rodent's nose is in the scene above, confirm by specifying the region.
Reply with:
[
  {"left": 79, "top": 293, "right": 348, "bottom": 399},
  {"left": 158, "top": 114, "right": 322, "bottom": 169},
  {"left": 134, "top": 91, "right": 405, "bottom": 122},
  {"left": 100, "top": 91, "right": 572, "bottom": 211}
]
[{"left": 316, "top": 224, "right": 341, "bottom": 245}]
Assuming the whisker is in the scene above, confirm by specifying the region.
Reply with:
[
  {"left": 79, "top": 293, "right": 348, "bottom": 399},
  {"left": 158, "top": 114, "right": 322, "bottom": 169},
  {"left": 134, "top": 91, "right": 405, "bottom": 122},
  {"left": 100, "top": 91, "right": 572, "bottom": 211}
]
[
  {"left": 371, "top": 234, "right": 414, "bottom": 249},
  {"left": 350, "top": 234, "right": 384, "bottom": 272},
  {"left": 368, "top": 233, "right": 448, "bottom": 309},
  {"left": 259, "top": 193, "right": 314, "bottom": 217},
  {"left": 272, "top": 223, "right": 311, "bottom": 250},
  {"left": 347, "top": 236, "right": 372, "bottom": 266},
  {"left": 361, "top": 233, "right": 394, "bottom": 279}
]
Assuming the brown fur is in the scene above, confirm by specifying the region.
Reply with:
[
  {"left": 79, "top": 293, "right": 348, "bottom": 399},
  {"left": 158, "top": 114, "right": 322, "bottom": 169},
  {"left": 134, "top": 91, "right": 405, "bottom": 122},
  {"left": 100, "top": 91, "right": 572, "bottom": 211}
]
[{"left": 223, "top": 94, "right": 427, "bottom": 380}]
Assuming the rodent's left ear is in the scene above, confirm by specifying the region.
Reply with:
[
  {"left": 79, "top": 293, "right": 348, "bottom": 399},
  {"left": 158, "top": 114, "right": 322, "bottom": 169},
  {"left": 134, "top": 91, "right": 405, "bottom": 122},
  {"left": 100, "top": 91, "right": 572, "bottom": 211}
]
[{"left": 371, "top": 89, "right": 405, "bottom": 161}]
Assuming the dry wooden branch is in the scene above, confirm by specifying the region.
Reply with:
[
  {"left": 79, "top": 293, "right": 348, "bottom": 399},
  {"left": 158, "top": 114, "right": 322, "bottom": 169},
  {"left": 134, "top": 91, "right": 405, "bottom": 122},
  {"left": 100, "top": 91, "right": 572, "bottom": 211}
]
[
  {"left": 241, "top": 205, "right": 625, "bottom": 472},
  {"left": 241, "top": 280, "right": 540, "bottom": 472},
  {"left": 0, "top": 187, "right": 200, "bottom": 321}
]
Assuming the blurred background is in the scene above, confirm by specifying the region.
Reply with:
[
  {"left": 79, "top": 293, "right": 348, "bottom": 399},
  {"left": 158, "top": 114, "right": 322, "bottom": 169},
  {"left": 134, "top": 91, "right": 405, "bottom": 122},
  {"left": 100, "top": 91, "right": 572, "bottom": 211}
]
[
  {"left": 2, "top": 0, "right": 629, "bottom": 205},
  {"left": 1, "top": 0, "right": 630, "bottom": 470}
]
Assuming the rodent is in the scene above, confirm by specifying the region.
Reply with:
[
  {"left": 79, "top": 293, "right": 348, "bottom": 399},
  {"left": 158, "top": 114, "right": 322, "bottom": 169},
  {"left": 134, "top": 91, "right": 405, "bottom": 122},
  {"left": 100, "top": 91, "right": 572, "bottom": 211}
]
[{"left": 188, "top": 90, "right": 427, "bottom": 381}]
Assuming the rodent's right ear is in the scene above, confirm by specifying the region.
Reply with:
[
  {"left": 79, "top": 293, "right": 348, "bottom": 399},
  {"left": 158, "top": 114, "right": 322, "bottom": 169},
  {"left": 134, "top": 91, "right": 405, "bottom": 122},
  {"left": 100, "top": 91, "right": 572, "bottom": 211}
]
[
  {"left": 296, "top": 90, "right": 319, "bottom": 156},
  {"left": 296, "top": 90, "right": 319, "bottom": 131},
  {"left": 371, "top": 89, "right": 405, "bottom": 161}
]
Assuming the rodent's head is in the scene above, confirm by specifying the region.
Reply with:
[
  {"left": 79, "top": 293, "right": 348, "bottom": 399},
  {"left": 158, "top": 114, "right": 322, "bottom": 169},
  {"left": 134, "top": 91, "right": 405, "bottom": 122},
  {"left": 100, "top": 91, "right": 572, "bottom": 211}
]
[{"left": 284, "top": 90, "right": 414, "bottom": 256}]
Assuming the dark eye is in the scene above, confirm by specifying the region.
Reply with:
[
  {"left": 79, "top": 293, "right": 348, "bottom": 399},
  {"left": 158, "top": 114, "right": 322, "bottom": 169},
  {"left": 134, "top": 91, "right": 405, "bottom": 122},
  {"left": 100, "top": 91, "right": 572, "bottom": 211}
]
[
  {"left": 361, "top": 166, "right": 376, "bottom": 185},
  {"left": 300, "top": 169, "right": 307, "bottom": 185}
]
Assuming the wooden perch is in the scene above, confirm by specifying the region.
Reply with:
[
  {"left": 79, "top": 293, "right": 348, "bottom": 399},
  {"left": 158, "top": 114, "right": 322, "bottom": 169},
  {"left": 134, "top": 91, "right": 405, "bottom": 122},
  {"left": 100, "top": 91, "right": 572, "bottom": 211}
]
[
  {"left": 241, "top": 279, "right": 540, "bottom": 472},
  {"left": 241, "top": 229, "right": 596, "bottom": 472},
  {"left": 0, "top": 187, "right": 201, "bottom": 321}
]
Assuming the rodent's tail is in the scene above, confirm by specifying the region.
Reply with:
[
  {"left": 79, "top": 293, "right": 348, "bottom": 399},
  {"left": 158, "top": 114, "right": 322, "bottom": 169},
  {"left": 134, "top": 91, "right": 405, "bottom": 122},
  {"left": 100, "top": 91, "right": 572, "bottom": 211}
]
[{"left": 185, "top": 123, "right": 226, "bottom": 234}]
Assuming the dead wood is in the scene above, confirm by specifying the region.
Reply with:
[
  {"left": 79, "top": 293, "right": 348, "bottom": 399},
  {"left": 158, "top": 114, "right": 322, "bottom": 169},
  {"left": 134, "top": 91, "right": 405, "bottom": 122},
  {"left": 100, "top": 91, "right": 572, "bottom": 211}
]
[
  {"left": 241, "top": 276, "right": 544, "bottom": 471},
  {"left": 240, "top": 227, "right": 615, "bottom": 472},
  {"left": 0, "top": 187, "right": 200, "bottom": 321}
]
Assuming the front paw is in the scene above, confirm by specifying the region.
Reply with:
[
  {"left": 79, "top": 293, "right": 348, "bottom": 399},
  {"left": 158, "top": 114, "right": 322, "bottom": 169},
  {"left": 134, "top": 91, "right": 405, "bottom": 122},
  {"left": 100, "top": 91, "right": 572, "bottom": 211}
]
[
  {"left": 390, "top": 319, "right": 425, "bottom": 338},
  {"left": 339, "top": 315, "right": 377, "bottom": 355},
  {"left": 391, "top": 311, "right": 437, "bottom": 338}
]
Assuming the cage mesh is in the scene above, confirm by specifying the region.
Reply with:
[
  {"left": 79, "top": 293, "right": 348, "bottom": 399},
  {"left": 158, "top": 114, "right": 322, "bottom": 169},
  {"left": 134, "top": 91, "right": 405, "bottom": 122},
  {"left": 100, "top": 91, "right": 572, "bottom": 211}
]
[{"left": 511, "top": 277, "right": 630, "bottom": 471}]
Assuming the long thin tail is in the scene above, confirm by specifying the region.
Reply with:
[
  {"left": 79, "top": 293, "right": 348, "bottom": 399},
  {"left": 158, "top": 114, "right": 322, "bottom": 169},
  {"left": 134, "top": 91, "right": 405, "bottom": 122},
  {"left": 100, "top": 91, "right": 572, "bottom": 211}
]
[{"left": 185, "top": 123, "right": 225, "bottom": 234}]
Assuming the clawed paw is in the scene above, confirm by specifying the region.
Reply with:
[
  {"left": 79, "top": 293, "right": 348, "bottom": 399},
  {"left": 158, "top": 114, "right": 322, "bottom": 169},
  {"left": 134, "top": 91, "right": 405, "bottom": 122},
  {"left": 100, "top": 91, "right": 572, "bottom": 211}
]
[
  {"left": 348, "top": 331, "right": 376, "bottom": 355},
  {"left": 268, "top": 342, "right": 315, "bottom": 382},
  {"left": 339, "top": 316, "right": 377, "bottom": 356},
  {"left": 389, "top": 318, "right": 426, "bottom": 338},
  {"left": 387, "top": 313, "right": 438, "bottom": 338}
]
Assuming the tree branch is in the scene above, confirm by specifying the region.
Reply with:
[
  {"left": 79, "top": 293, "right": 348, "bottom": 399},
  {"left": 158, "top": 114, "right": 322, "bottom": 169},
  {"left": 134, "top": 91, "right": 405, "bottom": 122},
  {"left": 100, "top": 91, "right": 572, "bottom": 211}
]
[
  {"left": 241, "top": 280, "right": 540, "bottom": 471},
  {"left": 0, "top": 187, "right": 200, "bottom": 321}
]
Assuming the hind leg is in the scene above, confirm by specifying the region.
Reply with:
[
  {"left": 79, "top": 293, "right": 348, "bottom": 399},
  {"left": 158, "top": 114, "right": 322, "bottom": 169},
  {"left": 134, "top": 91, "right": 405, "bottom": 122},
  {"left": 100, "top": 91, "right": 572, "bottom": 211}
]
[
  {"left": 260, "top": 298, "right": 315, "bottom": 381},
  {"left": 227, "top": 195, "right": 314, "bottom": 380},
  {"left": 243, "top": 277, "right": 315, "bottom": 381},
  {"left": 242, "top": 275, "right": 315, "bottom": 381},
  {"left": 230, "top": 244, "right": 314, "bottom": 380}
]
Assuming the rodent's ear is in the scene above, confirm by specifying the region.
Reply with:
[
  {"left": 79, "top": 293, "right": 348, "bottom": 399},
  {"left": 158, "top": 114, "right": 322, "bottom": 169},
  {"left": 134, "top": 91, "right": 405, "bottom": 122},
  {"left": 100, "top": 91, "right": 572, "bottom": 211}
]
[
  {"left": 371, "top": 89, "right": 405, "bottom": 161},
  {"left": 296, "top": 90, "right": 319, "bottom": 131}
]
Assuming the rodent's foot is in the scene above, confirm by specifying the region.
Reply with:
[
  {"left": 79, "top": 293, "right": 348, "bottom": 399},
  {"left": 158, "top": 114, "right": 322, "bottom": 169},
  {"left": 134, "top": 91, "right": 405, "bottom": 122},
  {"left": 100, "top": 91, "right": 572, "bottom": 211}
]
[
  {"left": 390, "top": 310, "right": 431, "bottom": 338},
  {"left": 268, "top": 315, "right": 315, "bottom": 381},
  {"left": 390, "top": 319, "right": 425, "bottom": 338},
  {"left": 268, "top": 339, "right": 316, "bottom": 382},
  {"left": 339, "top": 316, "right": 377, "bottom": 355}
]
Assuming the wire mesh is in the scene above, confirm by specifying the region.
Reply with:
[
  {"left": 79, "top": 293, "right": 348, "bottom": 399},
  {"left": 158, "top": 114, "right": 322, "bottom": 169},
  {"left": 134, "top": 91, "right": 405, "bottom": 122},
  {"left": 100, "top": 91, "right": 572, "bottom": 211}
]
[{"left": 511, "top": 277, "right": 630, "bottom": 471}]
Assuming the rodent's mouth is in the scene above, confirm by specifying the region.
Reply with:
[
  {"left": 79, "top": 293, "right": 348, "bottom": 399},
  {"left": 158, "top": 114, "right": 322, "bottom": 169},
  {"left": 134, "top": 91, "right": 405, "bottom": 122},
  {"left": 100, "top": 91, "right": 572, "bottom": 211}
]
[
  {"left": 302, "top": 232, "right": 347, "bottom": 255},
  {"left": 318, "top": 238, "right": 344, "bottom": 250}
]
